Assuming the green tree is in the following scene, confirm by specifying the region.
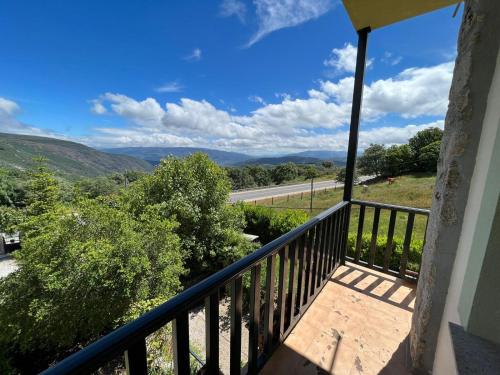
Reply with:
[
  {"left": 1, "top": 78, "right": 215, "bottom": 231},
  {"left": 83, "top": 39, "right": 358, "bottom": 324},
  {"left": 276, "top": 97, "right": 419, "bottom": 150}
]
[
  {"left": 409, "top": 127, "right": 443, "bottom": 171},
  {"left": 0, "top": 199, "right": 184, "bottom": 373},
  {"left": 357, "top": 144, "right": 386, "bottom": 176},
  {"left": 384, "top": 144, "right": 413, "bottom": 176},
  {"left": 0, "top": 169, "right": 26, "bottom": 207},
  {"left": 321, "top": 161, "right": 334, "bottom": 169},
  {"left": 26, "top": 157, "right": 60, "bottom": 216},
  {"left": 303, "top": 165, "right": 320, "bottom": 180},
  {"left": 247, "top": 165, "right": 272, "bottom": 186},
  {"left": 124, "top": 153, "right": 252, "bottom": 276},
  {"left": 418, "top": 140, "right": 441, "bottom": 172},
  {"left": 75, "top": 177, "right": 119, "bottom": 198},
  {"left": 226, "top": 168, "right": 255, "bottom": 190},
  {"left": 271, "top": 163, "right": 298, "bottom": 184},
  {"left": 336, "top": 167, "right": 358, "bottom": 183}
]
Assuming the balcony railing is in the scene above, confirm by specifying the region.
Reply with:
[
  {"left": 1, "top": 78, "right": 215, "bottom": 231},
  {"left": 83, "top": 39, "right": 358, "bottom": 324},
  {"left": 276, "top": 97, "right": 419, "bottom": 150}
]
[
  {"left": 42, "top": 199, "right": 428, "bottom": 374},
  {"left": 348, "top": 200, "right": 429, "bottom": 282}
]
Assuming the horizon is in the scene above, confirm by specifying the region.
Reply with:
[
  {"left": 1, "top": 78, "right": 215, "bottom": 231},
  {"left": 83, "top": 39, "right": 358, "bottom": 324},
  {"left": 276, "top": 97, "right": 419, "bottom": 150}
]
[{"left": 0, "top": 0, "right": 460, "bottom": 155}]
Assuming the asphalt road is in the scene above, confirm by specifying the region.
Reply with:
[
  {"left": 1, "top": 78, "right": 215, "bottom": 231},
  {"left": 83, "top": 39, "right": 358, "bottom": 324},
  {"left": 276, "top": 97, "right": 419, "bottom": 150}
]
[{"left": 229, "top": 179, "right": 342, "bottom": 202}]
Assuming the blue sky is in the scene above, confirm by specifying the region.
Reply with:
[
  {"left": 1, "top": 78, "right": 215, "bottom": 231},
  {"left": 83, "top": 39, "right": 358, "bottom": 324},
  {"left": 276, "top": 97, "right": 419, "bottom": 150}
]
[{"left": 0, "top": 0, "right": 461, "bottom": 155}]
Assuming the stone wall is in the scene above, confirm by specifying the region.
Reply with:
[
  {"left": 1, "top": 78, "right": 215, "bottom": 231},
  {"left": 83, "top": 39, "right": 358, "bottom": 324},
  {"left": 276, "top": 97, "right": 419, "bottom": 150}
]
[{"left": 410, "top": 0, "right": 500, "bottom": 372}]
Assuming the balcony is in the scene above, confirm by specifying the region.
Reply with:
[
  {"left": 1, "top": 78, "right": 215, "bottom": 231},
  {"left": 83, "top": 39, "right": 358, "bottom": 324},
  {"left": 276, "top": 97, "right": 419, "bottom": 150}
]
[{"left": 43, "top": 199, "right": 428, "bottom": 375}]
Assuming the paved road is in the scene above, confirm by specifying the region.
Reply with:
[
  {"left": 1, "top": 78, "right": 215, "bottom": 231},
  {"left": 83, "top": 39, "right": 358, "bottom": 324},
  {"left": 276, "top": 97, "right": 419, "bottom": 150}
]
[
  {"left": 229, "top": 179, "right": 342, "bottom": 202},
  {"left": 0, "top": 255, "right": 18, "bottom": 278}
]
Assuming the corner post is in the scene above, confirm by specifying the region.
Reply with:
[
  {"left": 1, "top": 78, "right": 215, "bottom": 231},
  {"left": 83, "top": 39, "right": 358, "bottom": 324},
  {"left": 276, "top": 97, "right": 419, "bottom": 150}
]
[{"left": 343, "top": 27, "right": 370, "bottom": 202}]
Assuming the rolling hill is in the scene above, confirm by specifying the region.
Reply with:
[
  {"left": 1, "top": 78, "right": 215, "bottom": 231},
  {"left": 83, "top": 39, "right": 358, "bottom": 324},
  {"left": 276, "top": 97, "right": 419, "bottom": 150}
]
[
  {"left": 103, "top": 147, "right": 253, "bottom": 166},
  {"left": 0, "top": 133, "right": 152, "bottom": 178}
]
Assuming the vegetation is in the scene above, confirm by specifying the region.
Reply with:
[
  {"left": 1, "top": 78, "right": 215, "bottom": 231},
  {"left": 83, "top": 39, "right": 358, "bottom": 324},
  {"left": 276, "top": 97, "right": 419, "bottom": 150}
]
[
  {"left": 357, "top": 127, "right": 443, "bottom": 177},
  {"left": 239, "top": 204, "right": 309, "bottom": 244},
  {"left": 0, "top": 133, "right": 152, "bottom": 179},
  {"left": 0, "top": 154, "right": 254, "bottom": 373},
  {"left": 225, "top": 161, "right": 337, "bottom": 190}
]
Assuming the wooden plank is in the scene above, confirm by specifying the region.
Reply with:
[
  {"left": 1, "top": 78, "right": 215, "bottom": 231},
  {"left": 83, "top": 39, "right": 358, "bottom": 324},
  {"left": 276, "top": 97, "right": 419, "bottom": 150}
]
[
  {"left": 124, "top": 338, "right": 147, "bottom": 375},
  {"left": 355, "top": 204, "right": 366, "bottom": 263},
  {"left": 263, "top": 255, "right": 276, "bottom": 356},
  {"left": 368, "top": 207, "right": 381, "bottom": 267},
  {"left": 383, "top": 210, "right": 397, "bottom": 272},
  {"left": 205, "top": 291, "right": 219, "bottom": 374},
  {"left": 230, "top": 276, "right": 243, "bottom": 375},
  {"left": 400, "top": 213, "right": 415, "bottom": 278},
  {"left": 248, "top": 265, "right": 261, "bottom": 375}
]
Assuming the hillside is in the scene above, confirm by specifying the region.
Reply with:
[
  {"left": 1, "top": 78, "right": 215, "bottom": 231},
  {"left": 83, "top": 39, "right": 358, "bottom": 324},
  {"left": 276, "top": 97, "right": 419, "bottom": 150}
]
[
  {"left": 103, "top": 147, "right": 253, "bottom": 166},
  {"left": 0, "top": 133, "right": 152, "bottom": 178}
]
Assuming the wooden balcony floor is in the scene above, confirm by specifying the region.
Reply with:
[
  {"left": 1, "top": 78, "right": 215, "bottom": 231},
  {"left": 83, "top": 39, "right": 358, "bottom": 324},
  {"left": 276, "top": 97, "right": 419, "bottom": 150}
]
[{"left": 261, "top": 263, "right": 416, "bottom": 375}]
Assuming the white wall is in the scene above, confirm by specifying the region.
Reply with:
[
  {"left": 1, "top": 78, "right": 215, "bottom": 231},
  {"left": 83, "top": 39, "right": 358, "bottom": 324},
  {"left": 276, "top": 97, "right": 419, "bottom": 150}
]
[{"left": 432, "top": 50, "right": 500, "bottom": 374}]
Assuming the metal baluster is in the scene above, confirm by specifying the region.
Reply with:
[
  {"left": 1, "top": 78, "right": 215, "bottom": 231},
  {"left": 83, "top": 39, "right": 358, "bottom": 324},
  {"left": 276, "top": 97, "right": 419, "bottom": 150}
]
[
  {"left": 173, "top": 312, "right": 190, "bottom": 375},
  {"left": 248, "top": 265, "right": 261, "bottom": 375},
  {"left": 383, "top": 210, "right": 397, "bottom": 272},
  {"left": 368, "top": 207, "right": 381, "bottom": 267},
  {"left": 263, "top": 255, "right": 276, "bottom": 357},
  {"left": 230, "top": 276, "right": 243, "bottom": 375},
  {"left": 205, "top": 291, "right": 219, "bottom": 374},
  {"left": 400, "top": 213, "right": 415, "bottom": 279},
  {"left": 124, "top": 338, "right": 147, "bottom": 375}
]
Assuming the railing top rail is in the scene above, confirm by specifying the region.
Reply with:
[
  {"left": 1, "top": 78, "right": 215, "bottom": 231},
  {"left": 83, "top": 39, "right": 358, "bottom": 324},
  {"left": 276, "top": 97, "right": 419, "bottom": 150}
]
[
  {"left": 351, "top": 199, "right": 430, "bottom": 215},
  {"left": 42, "top": 201, "right": 349, "bottom": 375}
]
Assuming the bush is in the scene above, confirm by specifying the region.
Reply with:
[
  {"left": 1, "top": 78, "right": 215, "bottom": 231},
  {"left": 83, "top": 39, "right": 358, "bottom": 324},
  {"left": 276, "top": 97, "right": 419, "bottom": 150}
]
[
  {"left": 123, "top": 153, "right": 252, "bottom": 277},
  {"left": 346, "top": 233, "right": 423, "bottom": 272},
  {"left": 240, "top": 204, "right": 309, "bottom": 245},
  {"left": 0, "top": 199, "right": 184, "bottom": 373}
]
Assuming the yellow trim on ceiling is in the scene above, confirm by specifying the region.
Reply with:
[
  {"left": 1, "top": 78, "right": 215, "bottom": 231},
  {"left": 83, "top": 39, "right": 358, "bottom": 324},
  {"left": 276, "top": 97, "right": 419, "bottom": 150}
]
[{"left": 342, "top": 0, "right": 460, "bottom": 31}]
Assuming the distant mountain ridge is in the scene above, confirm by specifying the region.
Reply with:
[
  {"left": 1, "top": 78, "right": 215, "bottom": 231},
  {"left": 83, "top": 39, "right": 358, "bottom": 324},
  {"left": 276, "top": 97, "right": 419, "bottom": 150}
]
[
  {"left": 236, "top": 155, "right": 324, "bottom": 166},
  {"left": 0, "top": 133, "right": 152, "bottom": 178},
  {"left": 103, "top": 147, "right": 347, "bottom": 166},
  {"left": 103, "top": 147, "right": 253, "bottom": 166}
]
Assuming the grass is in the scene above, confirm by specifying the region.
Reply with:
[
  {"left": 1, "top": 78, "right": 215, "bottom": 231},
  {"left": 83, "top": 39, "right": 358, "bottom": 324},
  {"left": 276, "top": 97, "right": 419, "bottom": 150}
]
[{"left": 255, "top": 173, "right": 436, "bottom": 243}]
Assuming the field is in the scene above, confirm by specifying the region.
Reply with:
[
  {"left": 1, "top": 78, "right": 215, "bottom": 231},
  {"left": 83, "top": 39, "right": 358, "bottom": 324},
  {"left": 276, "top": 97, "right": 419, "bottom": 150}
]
[{"left": 255, "top": 173, "right": 436, "bottom": 243}]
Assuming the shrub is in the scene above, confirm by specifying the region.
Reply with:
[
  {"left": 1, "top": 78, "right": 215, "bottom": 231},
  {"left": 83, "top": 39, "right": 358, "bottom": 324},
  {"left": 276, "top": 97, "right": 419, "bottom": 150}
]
[
  {"left": 0, "top": 199, "right": 184, "bottom": 373},
  {"left": 346, "top": 233, "right": 423, "bottom": 272},
  {"left": 123, "top": 153, "right": 252, "bottom": 277},
  {"left": 240, "top": 204, "right": 309, "bottom": 245}
]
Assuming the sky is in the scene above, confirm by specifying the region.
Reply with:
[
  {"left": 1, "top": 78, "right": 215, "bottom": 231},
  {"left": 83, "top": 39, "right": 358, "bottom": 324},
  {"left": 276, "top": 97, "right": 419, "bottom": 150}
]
[{"left": 0, "top": 0, "right": 462, "bottom": 155}]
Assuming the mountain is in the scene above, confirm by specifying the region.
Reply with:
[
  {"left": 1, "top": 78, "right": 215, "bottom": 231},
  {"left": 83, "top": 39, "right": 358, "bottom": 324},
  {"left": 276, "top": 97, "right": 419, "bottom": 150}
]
[
  {"left": 288, "top": 150, "right": 347, "bottom": 160},
  {"left": 237, "top": 155, "right": 324, "bottom": 166},
  {"left": 0, "top": 133, "right": 152, "bottom": 178},
  {"left": 103, "top": 147, "right": 253, "bottom": 166}
]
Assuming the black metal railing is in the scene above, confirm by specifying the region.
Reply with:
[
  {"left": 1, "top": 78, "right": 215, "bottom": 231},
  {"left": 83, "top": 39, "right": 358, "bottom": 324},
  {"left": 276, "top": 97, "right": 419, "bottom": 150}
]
[
  {"left": 42, "top": 201, "right": 350, "bottom": 375},
  {"left": 347, "top": 199, "right": 430, "bottom": 281}
]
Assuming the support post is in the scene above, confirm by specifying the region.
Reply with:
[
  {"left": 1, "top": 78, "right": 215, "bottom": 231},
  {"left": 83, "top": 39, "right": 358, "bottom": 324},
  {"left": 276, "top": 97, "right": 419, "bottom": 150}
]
[{"left": 343, "top": 27, "right": 370, "bottom": 202}]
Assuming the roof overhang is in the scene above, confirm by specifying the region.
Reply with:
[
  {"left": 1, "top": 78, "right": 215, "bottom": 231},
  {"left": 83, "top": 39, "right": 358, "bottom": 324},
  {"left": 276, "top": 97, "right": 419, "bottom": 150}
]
[{"left": 342, "top": 0, "right": 460, "bottom": 31}]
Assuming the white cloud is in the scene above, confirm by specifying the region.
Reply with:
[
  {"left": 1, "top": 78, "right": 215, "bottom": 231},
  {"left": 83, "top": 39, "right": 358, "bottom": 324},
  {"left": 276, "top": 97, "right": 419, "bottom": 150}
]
[
  {"left": 85, "top": 60, "right": 452, "bottom": 150},
  {"left": 323, "top": 43, "right": 373, "bottom": 75},
  {"left": 0, "top": 98, "right": 20, "bottom": 115},
  {"left": 90, "top": 100, "right": 107, "bottom": 114},
  {"left": 248, "top": 95, "right": 267, "bottom": 105},
  {"left": 219, "top": 0, "right": 247, "bottom": 23},
  {"left": 246, "top": 0, "right": 334, "bottom": 47},
  {"left": 319, "top": 62, "right": 454, "bottom": 119},
  {"left": 155, "top": 81, "right": 184, "bottom": 93},
  {"left": 0, "top": 97, "right": 66, "bottom": 138},
  {"left": 381, "top": 51, "right": 402, "bottom": 66},
  {"left": 184, "top": 48, "right": 202, "bottom": 61}
]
